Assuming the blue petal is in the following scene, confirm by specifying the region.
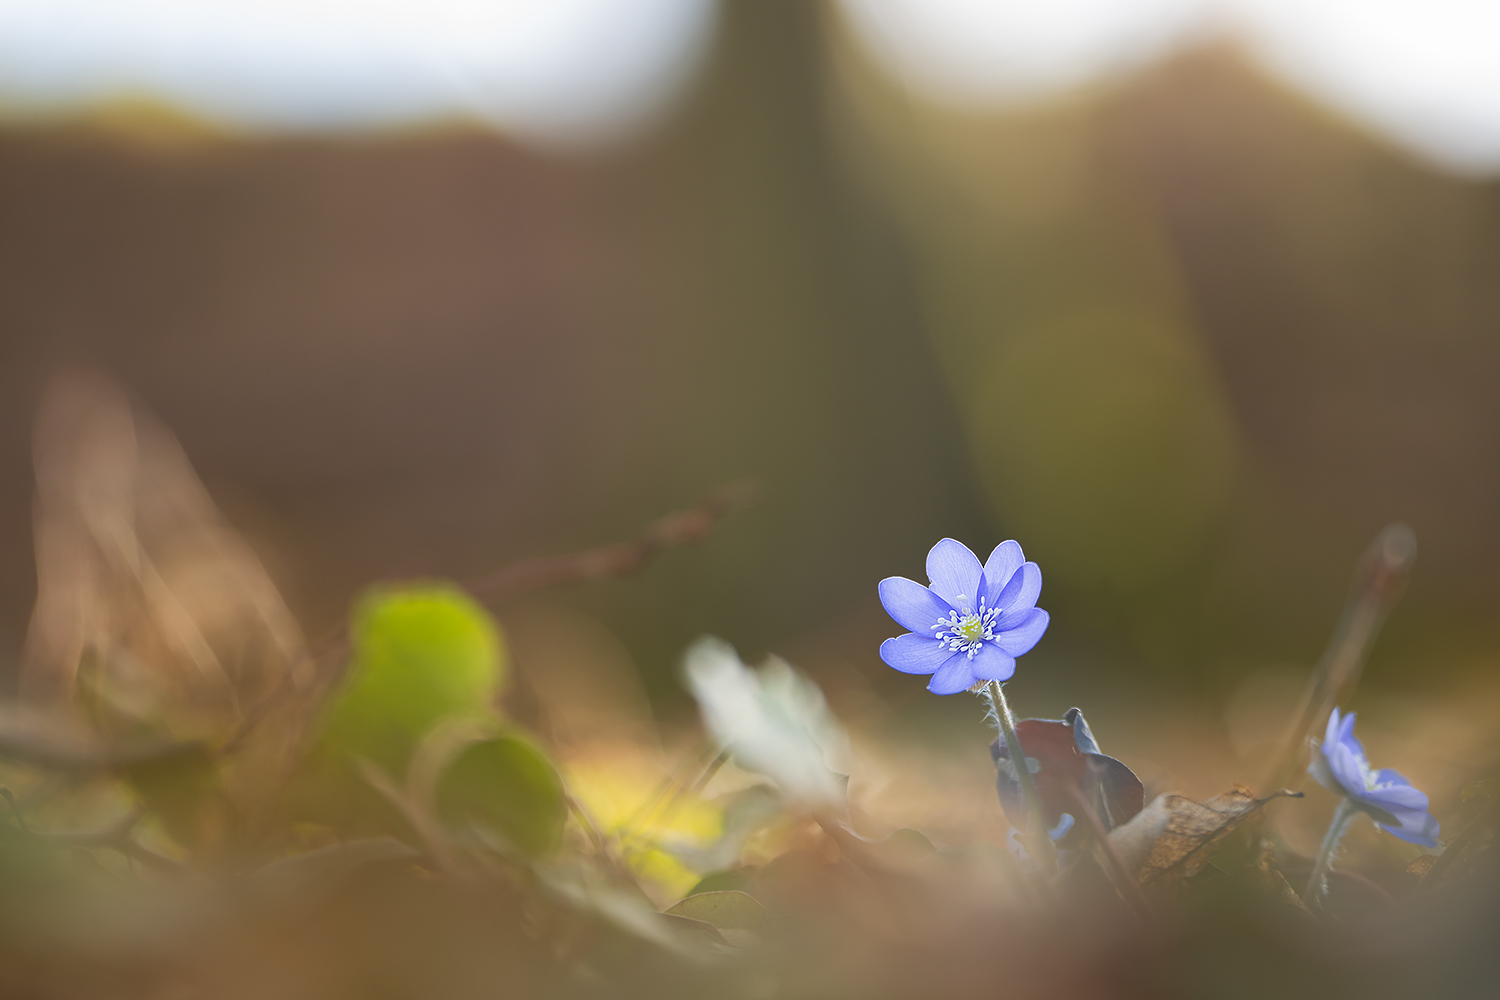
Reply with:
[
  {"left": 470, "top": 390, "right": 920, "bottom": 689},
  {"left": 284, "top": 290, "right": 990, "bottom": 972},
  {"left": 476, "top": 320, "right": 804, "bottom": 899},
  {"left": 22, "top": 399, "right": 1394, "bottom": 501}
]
[
  {"left": 992, "top": 608, "right": 1049, "bottom": 657},
  {"left": 969, "top": 643, "right": 1016, "bottom": 682},
  {"left": 1368, "top": 772, "right": 1429, "bottom": 812},
  {"left": 979, "top": 540, "right": 1024, "bottom": 609},
  {"left": 879, "top": 633, "right": 953, "bottom": 675},
  {"left": 1325, "top": 741, "right": 1367, "bottom": 800},
  {"left": 1324, "top": 707, "right": 1344, "bottom": 749},
  {"left": 996, "top": 563, "right": 1042, "bottom": 624},
  {"left": 1377, "top": 807, "right": 1440, "bottom": 848},
  {"left": 878, "top": 576, "right": 954, "bottom": 633},
  {"left": 1374, "top": 768, "right": 1412, "bottom": 788},
  {"left": 927, "top": 654, "right": 977, "bottom": 694},
  {"left": 1339, "top": 711, "right": 1359, "bottom": 746},
  {"left": 925, "top": 538, "right": 983, "bottom": 611}
]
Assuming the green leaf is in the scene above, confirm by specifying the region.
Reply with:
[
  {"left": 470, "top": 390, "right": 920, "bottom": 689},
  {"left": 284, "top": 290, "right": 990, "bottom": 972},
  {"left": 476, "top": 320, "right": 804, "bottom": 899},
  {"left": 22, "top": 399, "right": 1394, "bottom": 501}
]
[
  {"left": 664, "top": 890, "right": 767, "bottom": 932},
  {"left": 685, "top": 866, "right": 758, "bottom": 897},
  {"left": 323, "top": 584, "right": 506, "bottom": 772},
  {"left": 435, "top": 733, "right": 566, "bottom": 858}
]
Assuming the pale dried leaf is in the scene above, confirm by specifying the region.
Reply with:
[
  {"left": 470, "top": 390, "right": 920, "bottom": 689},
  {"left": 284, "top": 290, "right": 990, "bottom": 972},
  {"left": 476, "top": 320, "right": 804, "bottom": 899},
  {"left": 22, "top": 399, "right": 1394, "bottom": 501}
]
[
  {"left": 683, "top": 637, "right": 848, "bottom": 810},
  {"left": 1110, "top": 784, "right": 1300, "bottom": 887},
  {"left": 20, "top": 372, "right": 318, "bottom": 818},
  {"left": 22, "top": 371, "right": 311, "bottom": 733},
  {"left": 1406, "top": 854, "right": 1440, "bottom": 879}
]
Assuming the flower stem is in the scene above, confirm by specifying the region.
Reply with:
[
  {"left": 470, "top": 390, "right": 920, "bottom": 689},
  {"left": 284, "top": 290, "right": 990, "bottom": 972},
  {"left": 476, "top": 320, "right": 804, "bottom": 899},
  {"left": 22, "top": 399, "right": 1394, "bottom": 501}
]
[
  {"left": 1303, "top": 797, "right": 1359, "bottom": 906},
  {"left": 988, "top": 680, "right": 1058, "bottom": 876}
]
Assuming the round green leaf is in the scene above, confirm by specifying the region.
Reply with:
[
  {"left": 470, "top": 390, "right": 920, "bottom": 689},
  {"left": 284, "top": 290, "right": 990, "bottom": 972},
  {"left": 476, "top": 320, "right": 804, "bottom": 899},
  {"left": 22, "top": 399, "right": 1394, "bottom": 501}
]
[
  {"left": 435, "top": 734, "right": 566, "bottom": 858},
  {"left": 323, "top": 584, "right": 506, "bottom": 772}
]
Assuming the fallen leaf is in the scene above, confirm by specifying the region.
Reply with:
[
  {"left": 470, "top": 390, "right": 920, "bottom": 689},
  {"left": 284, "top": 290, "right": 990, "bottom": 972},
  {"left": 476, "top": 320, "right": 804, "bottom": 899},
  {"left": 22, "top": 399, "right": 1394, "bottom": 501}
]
[
  {"left": 665, "top": 889, "right": 768, "bottom": 934},
  {"left": 1406, "top": 855, "right": 1439, "bottom": 879},
  {"left": 991, "top": 709, "right": 1144, "bottom": 841},
  {"left": 22, "top": 372, "right": 312, "bottom": 730},
  {"left": 19, "top": 373, "right": 319, "bottom": 829},
  {"left": 1110, "top": 784, "right": 1302, "bottom": 887}
]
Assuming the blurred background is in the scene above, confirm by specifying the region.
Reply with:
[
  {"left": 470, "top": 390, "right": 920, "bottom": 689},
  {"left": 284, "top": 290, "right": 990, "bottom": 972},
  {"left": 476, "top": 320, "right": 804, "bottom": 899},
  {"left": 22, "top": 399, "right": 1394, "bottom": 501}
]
[{"left": 0, "top": 0, "right": 1496, "bottom": 783}]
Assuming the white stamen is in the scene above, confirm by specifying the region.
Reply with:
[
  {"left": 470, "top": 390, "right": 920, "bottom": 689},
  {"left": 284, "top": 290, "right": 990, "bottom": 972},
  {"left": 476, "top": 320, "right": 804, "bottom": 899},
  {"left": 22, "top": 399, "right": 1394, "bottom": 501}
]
[
  {"left": 933, "top": 601, "right": 1004, "bottom": 659},
  {"left": 1350, "top": 747, "right": 1392, "bottom": 791}
]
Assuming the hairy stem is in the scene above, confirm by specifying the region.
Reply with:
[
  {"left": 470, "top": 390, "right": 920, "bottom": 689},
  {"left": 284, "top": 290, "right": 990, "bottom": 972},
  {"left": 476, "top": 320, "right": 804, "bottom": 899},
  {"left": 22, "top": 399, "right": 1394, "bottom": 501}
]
[
  {"left": 989, "top": 680, "right": 1057, "bottom": 876},
  {"left": 1303, "top": 797, "right": 1359, "bottom": 906}
]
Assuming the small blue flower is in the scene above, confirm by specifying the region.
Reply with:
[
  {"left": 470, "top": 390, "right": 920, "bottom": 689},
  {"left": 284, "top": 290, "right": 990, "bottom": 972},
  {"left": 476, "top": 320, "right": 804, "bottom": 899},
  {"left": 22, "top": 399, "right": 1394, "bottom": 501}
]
[
  {"left": 878, "top": 538, "right": 1049, "bottom": 695},
  {"left": 1309, "top": 707, "right": 1439, "bottom": 847}
]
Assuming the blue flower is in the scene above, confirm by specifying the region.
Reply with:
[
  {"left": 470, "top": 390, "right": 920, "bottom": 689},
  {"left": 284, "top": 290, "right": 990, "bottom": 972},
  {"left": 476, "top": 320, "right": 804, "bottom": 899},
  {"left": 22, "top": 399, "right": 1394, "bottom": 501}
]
[
  {"left": 1309, "top": 707, "right": 1439, "bottom": 848},
  {"left": 878, "top": 538, "right": 1050, "bottom": 695}
]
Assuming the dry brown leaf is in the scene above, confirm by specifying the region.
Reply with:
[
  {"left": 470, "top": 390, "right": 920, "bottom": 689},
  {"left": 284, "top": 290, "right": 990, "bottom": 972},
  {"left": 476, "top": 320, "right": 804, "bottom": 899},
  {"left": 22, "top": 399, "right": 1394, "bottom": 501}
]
[
  {"left": 19, "top": 371, "right": 319, "bottom": 815},
  {"left": 23, "top": 372, "right": 311, "bottom": 723},
  {"left": 1110, "top": 784, "right": 1301, "bottom": 888},
  {"left": 1406, "top": 855, "right": 1440, "bottom": 880}
]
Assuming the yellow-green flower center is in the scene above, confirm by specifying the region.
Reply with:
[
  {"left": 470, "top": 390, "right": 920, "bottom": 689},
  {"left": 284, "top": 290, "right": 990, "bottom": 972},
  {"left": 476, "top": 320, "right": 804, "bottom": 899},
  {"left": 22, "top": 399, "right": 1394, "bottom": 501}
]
[
  {"left": 932, "top": 597, "right": 1003, "bottom": 659},
  {"left": 956, "top": 615, "right": 987, "bottom": 643}
]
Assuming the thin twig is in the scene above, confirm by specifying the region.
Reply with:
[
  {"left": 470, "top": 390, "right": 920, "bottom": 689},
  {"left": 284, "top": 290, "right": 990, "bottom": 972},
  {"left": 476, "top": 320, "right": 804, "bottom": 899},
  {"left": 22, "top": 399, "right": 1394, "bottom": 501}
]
[
  {"left": 0, "top": 787, "right": 28, "bottom": 833},
  {"left": 232, "top": 482, "right": 762, "bottom": 759},
  {"left": 1263, "top": 524, "right": 1416, "bottom": 795},
  {"left": 566, "top": 795, "right": 612, "bottom": 860},
  {"left": 688, "top": 750, "right": 732, "bottom": 797},
  {"left": 1064, "top": 782, "right": 1153, "bottom": 923},
  {"left": 650, "top": 749, "right": 733, "bottom": 839},
  {"left": 462, "top": 479, "right": 762, "bottom": 605},
  {"left": 621, "top": 741, "right": 713, "bottom": 838},
  {"left": 307, "top": 481, "right": 759, "bottom": 672},
  {"left": 219, "top": 667, "right": 302, "bottom": 757}
]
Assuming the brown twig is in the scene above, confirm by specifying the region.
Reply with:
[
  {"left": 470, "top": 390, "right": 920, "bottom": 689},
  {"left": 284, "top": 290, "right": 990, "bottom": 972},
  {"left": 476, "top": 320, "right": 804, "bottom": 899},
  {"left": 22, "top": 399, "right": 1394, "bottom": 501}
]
[
  {"left": 1063, "top": 782, "right": 1154, "bottom": 924},
  {"left": 305, "top": 479, "right": 759, "bottom": 662},
  {"left": 1262, "top": 523, "right": 1416, "bottom": 796},
  {"left": 461, "top": 478, "right": 762, "bottom": 605},
  {"left": 0, "top": 787, "right": 28, "bottom": 833},
  {"left": 219, "top": 668, "right": 302, "bottom": 757},
  {"left": 232, "top": 481, "right": 762, "bottom": 757}
]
